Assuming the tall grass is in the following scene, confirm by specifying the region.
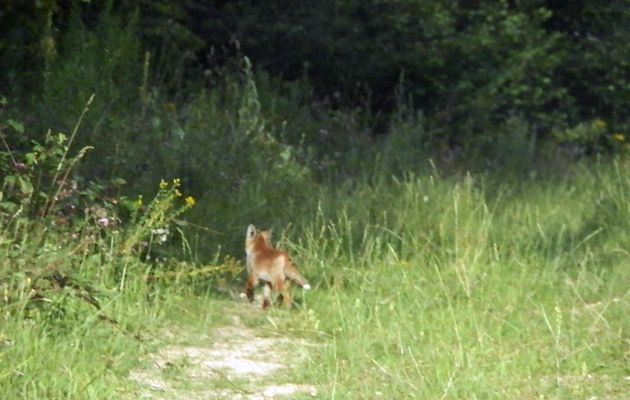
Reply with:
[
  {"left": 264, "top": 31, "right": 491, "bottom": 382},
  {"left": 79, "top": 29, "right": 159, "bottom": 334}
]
[
  {"left": 0, "top": 197, "right": 237, "bottom": 399},
  {"left": 2, "top": 121, "right": 627, "bottom": 398},
  {"left": 0, "top": 108, "right": 234, "bottom": 398},
  {"left": 279, "top": 159, "right": 629, "bottom": 399}
]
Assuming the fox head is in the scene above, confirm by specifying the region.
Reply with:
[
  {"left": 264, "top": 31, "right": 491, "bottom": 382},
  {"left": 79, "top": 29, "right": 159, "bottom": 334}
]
[
  {"left": 246, "top": 224, "right": 257, "bottom": 240},
  {"left": 246, "top": 224, "right": 272, "bottom": 252}
]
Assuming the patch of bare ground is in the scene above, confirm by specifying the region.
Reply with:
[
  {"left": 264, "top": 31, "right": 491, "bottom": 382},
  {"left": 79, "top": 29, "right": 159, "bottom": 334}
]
[{"left": 130, "top": 303, "right": 318, "bottom": 399}]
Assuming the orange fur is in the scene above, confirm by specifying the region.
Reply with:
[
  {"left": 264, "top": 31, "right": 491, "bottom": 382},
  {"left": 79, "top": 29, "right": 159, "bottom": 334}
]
[{"left": 244, "top": 224, "right": 310, "bottom": 309}]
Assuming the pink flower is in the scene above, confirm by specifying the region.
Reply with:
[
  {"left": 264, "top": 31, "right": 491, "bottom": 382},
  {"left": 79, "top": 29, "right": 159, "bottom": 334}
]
[{"left": 97, "top": 217, "right": 109, "bottom": 227}]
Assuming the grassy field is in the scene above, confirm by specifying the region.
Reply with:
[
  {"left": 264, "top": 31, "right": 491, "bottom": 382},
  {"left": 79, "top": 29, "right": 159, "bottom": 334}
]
[
  {"left": 1, "top": 158, "right": 628, "bottom": 399},
  {"left": 284, "top": 160, "right": 629, "bottom": 398}
]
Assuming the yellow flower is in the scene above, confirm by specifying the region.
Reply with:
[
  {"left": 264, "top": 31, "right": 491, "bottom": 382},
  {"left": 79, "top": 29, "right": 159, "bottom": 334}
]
[
  {"left": 593, "top": 119, "right": 607, "bottom": 130},
  {"left": 175, "top": 189, "right": 182, "bottom": 197},
  {"left": 159, "top": 179, "right": 168, "bottom": 189},
  {"left": 185, "top": 196, "right": 196, "bottom": 207},
  {"left": 612, "top": 133, "right": 625, "bottom": 142},
  {"left": 173, "top": 178, "right": 181, "bottom": 187},
  {"left": 136, "top": 195, "right": 143, "bottom": 207}
]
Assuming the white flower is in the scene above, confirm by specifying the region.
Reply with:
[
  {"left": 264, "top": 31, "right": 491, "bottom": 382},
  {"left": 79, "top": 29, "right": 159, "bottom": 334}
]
[{"left": 151, "top": 227, "right": 169, "bottom": 243}]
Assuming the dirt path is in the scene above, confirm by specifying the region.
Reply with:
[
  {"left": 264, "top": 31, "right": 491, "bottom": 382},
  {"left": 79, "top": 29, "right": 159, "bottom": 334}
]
[{"left": 130, "top": 302, "right": 318, "bottom": 399}]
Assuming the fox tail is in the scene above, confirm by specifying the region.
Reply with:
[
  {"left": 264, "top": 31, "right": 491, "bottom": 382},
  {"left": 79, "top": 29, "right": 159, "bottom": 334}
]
[{"left": 285, "top": 264, "right": 311, "bottom": 290}]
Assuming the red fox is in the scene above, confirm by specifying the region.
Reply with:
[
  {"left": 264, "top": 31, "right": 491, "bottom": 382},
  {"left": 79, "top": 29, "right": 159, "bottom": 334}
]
[{"left": 243, "top": 224, "right": 310, "bottom": 309}]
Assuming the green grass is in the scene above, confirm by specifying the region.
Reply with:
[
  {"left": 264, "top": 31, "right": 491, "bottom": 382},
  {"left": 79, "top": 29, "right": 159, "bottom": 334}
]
[
  {"left": 282, "top": 159, "right": 629, "bottom": 399},
  {"left": 1, "top": 159, "right": 628, "bottom": 399}
]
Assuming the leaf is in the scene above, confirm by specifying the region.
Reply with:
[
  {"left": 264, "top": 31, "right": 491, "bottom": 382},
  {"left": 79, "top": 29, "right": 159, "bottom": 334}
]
[
  {"left": 18, "top": 176, "right": 34, "bottom": 195},
  {"left": 6, "top": 119, "right": 24, "bottom": 133},
  {"left": 3, "top": 175, "right": 17, "bottom": 185},
  {"left": 0, "top": 201, "right": 18, "bottom": 213},
  {"left": 111, "top": 178, "right": 127, "bottom": 187},
  {"left": 77, "top": 146, "right": 94, "bottom": 158},
  {"left": 25, "top": 153, "right": 38, "bottom": 165},
  {"left": 279, "top": 146, "right": 292, "bottom": 162}
]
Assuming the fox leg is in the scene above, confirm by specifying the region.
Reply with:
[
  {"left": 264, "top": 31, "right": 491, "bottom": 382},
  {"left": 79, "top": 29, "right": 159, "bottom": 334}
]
[
  {"left": 262, "top": 282, "right": 272, "bottom": 309},
  {"left": 281, "top": 279, "right": 292, "bottom": 306},
  {"left": 245, "top": 274, "right": 258, "bottom": 303},
  {"left": 274, "top": 277, "right": 292, "bottom": 307}
]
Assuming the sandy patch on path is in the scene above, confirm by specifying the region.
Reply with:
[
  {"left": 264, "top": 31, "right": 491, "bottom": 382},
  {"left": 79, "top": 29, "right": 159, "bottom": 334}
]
[{"left": 130, "top": 315, "right": 317, "bottom": 399}]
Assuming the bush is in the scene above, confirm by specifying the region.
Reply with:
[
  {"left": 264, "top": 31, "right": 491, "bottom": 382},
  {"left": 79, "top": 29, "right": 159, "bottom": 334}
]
[{"left": 0, "top": 110, "right": 205, "bottom": 330}]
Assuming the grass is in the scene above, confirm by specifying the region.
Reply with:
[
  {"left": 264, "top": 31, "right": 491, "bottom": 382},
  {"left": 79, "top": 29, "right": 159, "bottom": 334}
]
[
  {"left": 1, "top": 158, "right": 628, "bottom": 399},
  {"left": 282, "top": 159, "right": 629, "bottom": 399}
]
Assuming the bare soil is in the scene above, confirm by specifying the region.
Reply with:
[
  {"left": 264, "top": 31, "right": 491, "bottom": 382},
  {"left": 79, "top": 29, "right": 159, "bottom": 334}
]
[{"left": 130, "top": 300, "right": 317, "bottom": 399}]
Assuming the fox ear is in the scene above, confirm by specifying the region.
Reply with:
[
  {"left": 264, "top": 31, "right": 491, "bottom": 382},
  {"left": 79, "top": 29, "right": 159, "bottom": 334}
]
[
  {"left": 247, "top": 224, "right": 256, "bottom": 237},
  {"left": 261, "top": 229, "right": 272, "bottom": 242}
]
